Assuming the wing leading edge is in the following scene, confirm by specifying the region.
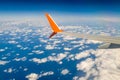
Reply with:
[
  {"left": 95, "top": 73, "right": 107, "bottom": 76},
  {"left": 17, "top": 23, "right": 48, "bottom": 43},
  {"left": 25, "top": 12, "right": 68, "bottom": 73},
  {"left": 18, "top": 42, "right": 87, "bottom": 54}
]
[{"left": 45, "top": 13, "right": 120, "bottom": 49}]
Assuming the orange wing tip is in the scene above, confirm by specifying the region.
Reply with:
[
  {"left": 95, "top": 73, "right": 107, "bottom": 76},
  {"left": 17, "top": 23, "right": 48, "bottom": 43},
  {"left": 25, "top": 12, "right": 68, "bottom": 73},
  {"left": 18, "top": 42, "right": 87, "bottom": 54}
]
[
  {"left": 45, "top": 13, "right": 49, "bottom": 17},
  {"left": 46, "top": 13, "right": 63, "bottom": 38}
]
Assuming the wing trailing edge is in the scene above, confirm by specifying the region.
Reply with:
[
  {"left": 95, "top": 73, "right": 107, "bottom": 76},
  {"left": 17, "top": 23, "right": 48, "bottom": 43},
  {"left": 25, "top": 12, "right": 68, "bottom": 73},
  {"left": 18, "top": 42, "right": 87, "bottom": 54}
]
[{"left": 98, "top": 43, "right": 120, "bottom": 49}]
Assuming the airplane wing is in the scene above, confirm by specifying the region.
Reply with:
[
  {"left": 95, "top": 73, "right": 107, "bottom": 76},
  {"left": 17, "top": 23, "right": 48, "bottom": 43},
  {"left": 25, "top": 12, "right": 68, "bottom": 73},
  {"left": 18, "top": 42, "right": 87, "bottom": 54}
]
[{"left": 45, "top": 13, "right": 120, "bottom": 49}]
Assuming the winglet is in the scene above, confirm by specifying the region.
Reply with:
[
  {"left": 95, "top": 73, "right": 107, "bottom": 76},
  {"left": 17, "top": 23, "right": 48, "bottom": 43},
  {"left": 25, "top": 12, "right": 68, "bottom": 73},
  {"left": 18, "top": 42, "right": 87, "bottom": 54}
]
[{"left": 45, "top": 13, "right": 63, "bottom": 38}]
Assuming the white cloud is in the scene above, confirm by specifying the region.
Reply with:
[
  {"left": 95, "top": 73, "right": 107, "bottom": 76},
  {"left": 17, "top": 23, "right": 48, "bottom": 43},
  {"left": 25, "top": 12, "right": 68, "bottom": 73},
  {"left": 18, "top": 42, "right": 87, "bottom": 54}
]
[
  {"left": 64, "top": 47, "right": 72, "bottom": 51},
  {"left": 10, "top": 78, "right": 16, "bottom": 80},
  {"left": 26, "top": 73, "right": 39, "bottom": 80},
  {"left": 63, "top": 36, "right": 76, "bottom": 40},
  {"left": 8, "top": 40, "right": 18, "bottom": 44},
  {"left": 48, "top": 53, "right": 68, "bottom": 62},
  {"left": 1, "top": 57, "right": 7, "bottom": 60},
  {"left": 33, "top": 45, "right": 41, "bottom": 49},
  {"left": 0, "top": 18, "right": 120, "bottom": 80},
  {"left": 31, "top": 53, "right": 68, "bottom": 64},
  {"left": 4, "top": 68, "right": 14, "bottom": 73},
  {"left": 75, "top": 50, "right": 90, "bottom": 60},
  {"left": 39, "top": 39, "right": 47, "bottom": 43},
  {"left": 21, "top": 47, "right": 29, "bottom": 50},
  {"left": 76, "top": 58, "right": 94, "bottom": 72},
  {"left": 28, "top": 53, "right": 34, "bottom": 55},
  {"left": 73, "top": 76, "right": 79, "bottom": 80},
  {"left": 23, "top": 68, "right": 28, "bottom": 71},
  {"left": 53, "top": 40, "right": 61, "bottom": 44},
  {"left": 32, "top": 50, "right": 44, "bottom": 54},
  {"left": 75, "top": 49, "right": 120, "bottom": 80},
  {"left": 61, "top": 69, "right": 69, "bottom": 75},
  {"left": 0, "top": 60, "right": 9, "bottom": 65},
  {"left": 26, "top": 71, "right": 54, "bottom": 80},
  {"left": 0, "top": 49, "right": 5, "bottom": 52},
  {"left": 13, "top": 57, "right": 27, "bottom": 61},
  {"left": 45, "top": 44, "right": 55, "bottom": 50},
  {"left": 39, "top": 71, "right": 54, "bottom": 78},
  {"left": 32, "top": 58, "right": 47, "bottom": 64},
  {"left": 86, "top": 40, "right": 102, "bottom": 44},
  {"left": 8, "top": 68, "right": 13, "bottom": 73},
  {"left": 66, "top": 50, "right": 94, "bottom": 61},
  {"left": 67, "top": 54, "right": 75, "bottom": 61}
]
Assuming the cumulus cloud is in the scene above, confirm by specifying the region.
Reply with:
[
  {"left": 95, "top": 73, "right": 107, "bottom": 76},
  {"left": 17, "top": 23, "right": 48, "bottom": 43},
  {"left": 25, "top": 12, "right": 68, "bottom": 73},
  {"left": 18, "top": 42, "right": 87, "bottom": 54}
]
[
  {"left": 45, "top": 45, "right": 55, "bottom": 50},
  {"left": 61, "top": 69, "right": 69, "bottom": 75},
  {"left": 32, "top": 50, "right": 44, "bottom": 54},
  {"left": 26, "top": 71, "right": 54, "bottom": 80},
  {"left": 23, "top": 68, "right": 28, "bottom": 71},
  {"left": 66, "top": 49, "right": 94, "bottom": 61},
  {"left": 86, "top": 40, "right": 102, "bottom": 44},
  {"left": 39, "top": 39, "right": 47, "bottom": 43},
  {"left": 8, "top": 40, "right": 18, "bottom": 44},
  {"left": 32, "top": 58, "right": 47, "bottom": 64},
  {"left": 16, "top": 44, "right": 22, "bottom": 48},
  {"left": 75, "top": 49, "right": 120, "bottom": 80},
  {"left": 64, "top": 47, "right": 72, "bottom": 51},
  {"left": 4, "top": 68, "right": 15, "bottom": 73},
  {"left": 76, "top": 58, "right": 94, "bottom": 72},
  {"left": 33, "top": 45, "right": 41, "bottom": 49},
  {"left": 75, "top": 50, "right": 91, "bottom": 60},
  {"left": 0, "top": 49, "right": 5, "bottom": 52},
  {"left": 13, "top": 57, "right": 27, "bottom": 61},
  {"left": 0, "top": 18, "right": 120, "bottom": 80},
  {"left": 48, "top": 53, "right": 68, "bottom": 62},
  {"left": 31, "top": 53, "right": 68, "bottom": 64},
  {"left": 63, "top": 36, "right": 76, "bottom": 40},
  {"left": 26, "top": 73, "right": 39, "bottom": 80},
  {"left": 0, "top": 60, "right": 9, "bottom": 65},
  {"left": 39, "top": 71, "right": 54, "bottom": 78},
  {"left": 7, "top": 68, "right": 13, "bottom": 73}
]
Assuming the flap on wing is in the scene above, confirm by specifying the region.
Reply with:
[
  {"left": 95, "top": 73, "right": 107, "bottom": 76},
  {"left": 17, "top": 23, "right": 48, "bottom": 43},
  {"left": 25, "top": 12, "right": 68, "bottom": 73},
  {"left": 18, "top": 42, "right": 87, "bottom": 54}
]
[
  {"left": 98, "top": 43, "right": 111, "bottom": 49},
  {"left": 98, "top": 43, "right": 120, "bottom": 49}
]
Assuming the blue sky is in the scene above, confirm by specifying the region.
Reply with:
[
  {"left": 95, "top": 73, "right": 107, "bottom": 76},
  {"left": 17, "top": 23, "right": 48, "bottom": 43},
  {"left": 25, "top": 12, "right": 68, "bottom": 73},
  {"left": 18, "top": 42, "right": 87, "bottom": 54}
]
[
  {"left": 0, "top": 0, "right": 120, "bottom": 14},
  {"left": 0, "top": 0, "right": 120, "bottom": 24}
]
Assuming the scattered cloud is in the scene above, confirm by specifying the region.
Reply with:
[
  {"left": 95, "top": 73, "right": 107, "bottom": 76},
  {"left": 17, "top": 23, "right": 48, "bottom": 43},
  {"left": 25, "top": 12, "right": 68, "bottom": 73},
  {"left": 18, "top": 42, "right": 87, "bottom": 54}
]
[
  {"left": 39, "top": 39, "right": 47, "bottom": 43},
  {"left": 0, "top": 60, "right": 9, "bottom": 65},
  {"left": 45, "top": 45, "right": 55, "bottom": 50},
  {"left": 7, "top": 68, "right": 13, "bottom": 73},
  {"left": 26, "top": 71, "right": 54, "bottom": 80},
  {"left": 64, "top": 47, "right": 72, "bottom": 51},
  {"left": 13, "top": 57, "right": 27, "bottom": 61},
  {"left": 8, "top": 40, "right": 18, "bottom": 44},
  {"left": 75, "top": 50, "right": 90, "bottom": 60},
  {"left": 31, "top": 53, "right": 68, "bottom": 64},
  {"left": 32, "top": 50, "right": 44, "bottom": 54},
  {"left": 23, "top": 68, "right": 28, "bottom": 71},
  {"left": 76, "top": 58, "right": 94, "bottom": 72},
  {"left": 0, "top": 49, "right": 5, "bottom": 52},
  {"left": 0, "top": 19, "right": 120, "bottom": 80},
  {"left": 26, "top": 73, "right": 39, "bottom": 80},
  {"left": 75, "top": 49, "right": 120, "bottom": 80},
  {"left": 32, "top": 58, "right": 47, "bottom": 64},
  {"left": 4, "top": 68, "right": 15, "bottom": 73},
  {"left": 61, "top": 69, "right": 69, "bottom": 75},
  {"left": 39, "top": 71, "right": 54, "bottom": 78},
  {"left": 63, "top": 36, "right": 76, "bottom": 40},
  {"left": 48, "top": 53, "right": 68, "bottom": 62}
]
